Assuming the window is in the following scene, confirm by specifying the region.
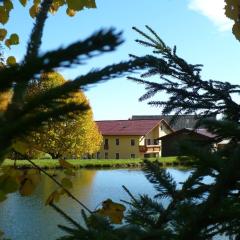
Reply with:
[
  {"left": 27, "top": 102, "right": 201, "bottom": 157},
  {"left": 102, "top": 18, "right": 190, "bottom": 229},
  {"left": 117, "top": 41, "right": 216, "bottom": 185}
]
[
  {"left": 105, "top": 152, "right": 108, "bottom": 159},
  {"left": 131, "top": 139, "right": 135, "bottom": 146},
  {"left": 131, "top": 154, "right": 135, "bottom": 159},
  {"left": 160, "top": 125, "right": 163, "bottom": 130},
  {"left": 147, "top": 139, "right": 151, "bottom": 145},
  {"left": 104, "top": 139, "right": 109, "bottom": 150},
  {"left": 154, "top": 139, "right": 159, "bottom": 145},
  {"left": 116, "top": 138, "right": 119, "bottom": 145},
  {"left": 116, "top": 153, "right": 119, "bottom": 159}
]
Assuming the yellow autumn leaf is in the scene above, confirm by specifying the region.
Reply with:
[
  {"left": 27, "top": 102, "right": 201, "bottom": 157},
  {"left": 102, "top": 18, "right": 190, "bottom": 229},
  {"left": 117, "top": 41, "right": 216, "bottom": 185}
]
[
  {"left": 0, "top": 90, "right": 12, "bottom": 112},
  {"left": 66, "top": 0, "right": 96, "bottom": 11},
  {"left": 0, "top": 6, "right": 9, "bottom": 24},
  {"left": 4, "top": 39, "right": 11, "bottom": 48},
  {"left": 59, "top": 159, "right": 74, "bottom": 169},
  {"left": 225, "top": 2, "right": 238, "bottom": 20},
  {"left": 19, "top": 179, "right": 35, "bottom": 196},
  {"left": 19, "top": 0, "right": 28, "bottom": 7},
  {"left": 96, "top": 199, "right": 126, "bottom": 224},
  {"left": 232, "top": 23, "right": 240, "bottom": 41},
  {"left": 66, "top": 0, "right": 83, "bottom": 11},
  {"left": 29, "top": 4, "right": 39, "bottom": 18},
  {"left": 66, "top": 8, "right": 76, "bottom": 17},
  {"left": 18, "top": 169, "right": 41, "bottom": 196},
  {"left": 0, "top": 29, "right": 7, "bottom": 41},
  {"left": 45, "top": 190, "right": 60, "bottom": 205},
  {"left": 61, "top": 177, "right": 73, "bottom": 189},
  {"left": 49, "top": 3, "right": 59, "bottom": 14},
  {"left": 27, "top": 170, "right": 41, "bottom": 185},
  {"left": 9, "top": 33, "right": 19, "bottom": 45},
  {"left": 54, "top": 0, "right": 65, "bottom": 7},
  {"left": 82, "top": 0, "right": 97, "bottom": 8},
  {"left": 6, "top": 56, "right": 16, "bottom": 66},
  {"left": 4, "top": 0, "right": 14, "bottom": 11},
  {"left": 49, "top": 0, "right": 65, "bottom": 13}
]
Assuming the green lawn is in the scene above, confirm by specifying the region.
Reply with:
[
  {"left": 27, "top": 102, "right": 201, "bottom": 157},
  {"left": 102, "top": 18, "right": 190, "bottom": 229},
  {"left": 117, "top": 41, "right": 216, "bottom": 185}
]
[{"left": 1, "top": 157, "right": 182, "bottom": 169}]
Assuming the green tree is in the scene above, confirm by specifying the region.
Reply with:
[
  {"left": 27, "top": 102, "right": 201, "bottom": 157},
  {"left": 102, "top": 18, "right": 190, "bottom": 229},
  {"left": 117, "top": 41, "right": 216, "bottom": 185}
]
[
  {"left": 25, "top": 71, "right": 102, "bottom": 158},
  {"left": 55, "top": 26, "right": 240, "bottom": 240}
]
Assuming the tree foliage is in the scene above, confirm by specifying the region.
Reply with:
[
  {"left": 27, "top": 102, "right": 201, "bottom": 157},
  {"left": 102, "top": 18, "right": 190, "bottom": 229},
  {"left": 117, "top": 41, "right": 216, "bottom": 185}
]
[
  {"left": 3, "top": 0, "right": 240, "bottom": 239},
  {"left": 0, "top": 0, "right": 150, "bottom": 161},
  {"left": 0, "top": 0, "right": 96, "bottom": 65},
  {"left": 225, "top": 0, "right": 240, "bottom": 41},
  {"left": 126, "top": 26, "right": 240, "bottom": 239},
  {"left": 24, "top": 71, "right": 102, "bottom": 158},
  {"left": 0, "top": 2, "right": 152, "bottom": 237},
  {"left": 56, "top": 26, "right": 240, "bottom": 240}
]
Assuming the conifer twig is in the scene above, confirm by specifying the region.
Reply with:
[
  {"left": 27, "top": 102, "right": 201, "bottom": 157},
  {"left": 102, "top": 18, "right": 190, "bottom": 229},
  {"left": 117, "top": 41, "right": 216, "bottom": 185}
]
[
  {"left": 122, "top": 185, "right": 138, "bottom": 204},
  {"left": 50, "top": 203, "right": 82, "bottom": 229}
]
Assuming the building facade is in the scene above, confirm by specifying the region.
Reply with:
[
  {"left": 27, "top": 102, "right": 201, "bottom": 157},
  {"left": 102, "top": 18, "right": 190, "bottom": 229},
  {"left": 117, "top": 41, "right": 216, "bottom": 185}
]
[
  {"left": 95, "top": 119, "right": 173, "bottom": 159},
  {"left": 158, "top": 128, "right": 216, "bottom": 157}
]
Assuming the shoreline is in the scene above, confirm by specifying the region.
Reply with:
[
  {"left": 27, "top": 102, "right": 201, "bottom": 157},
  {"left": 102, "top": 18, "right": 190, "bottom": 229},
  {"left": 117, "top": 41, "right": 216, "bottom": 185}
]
[{"left": 1, "top": 157, "right": 193, "bottom": 169}]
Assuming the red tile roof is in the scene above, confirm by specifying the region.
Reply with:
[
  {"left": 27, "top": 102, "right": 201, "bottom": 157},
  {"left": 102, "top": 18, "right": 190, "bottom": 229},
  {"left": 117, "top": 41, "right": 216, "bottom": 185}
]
[{"left": 96, "top": 120, "right": 163, "bottom": 136}]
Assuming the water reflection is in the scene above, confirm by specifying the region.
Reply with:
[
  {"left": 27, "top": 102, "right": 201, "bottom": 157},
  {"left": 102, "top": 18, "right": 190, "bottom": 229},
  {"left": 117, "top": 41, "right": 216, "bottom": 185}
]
[{"left": 0, "top": 168, "right": 190, "bottom": 240}]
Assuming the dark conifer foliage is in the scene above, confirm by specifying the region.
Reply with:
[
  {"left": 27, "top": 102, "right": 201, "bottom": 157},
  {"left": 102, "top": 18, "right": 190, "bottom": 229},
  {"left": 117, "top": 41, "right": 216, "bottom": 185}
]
[
  {"left": 2, "top": 0, "right": 240, "bottom": 238},
  {"left": 57, "top": 27, "right": 240, "bottom": 240},
  {"left": 126, "top": 26, "right": 240, "bottom": 239},
  {"left": 129, "top": 26, "right": 240, "bottom": 124}
]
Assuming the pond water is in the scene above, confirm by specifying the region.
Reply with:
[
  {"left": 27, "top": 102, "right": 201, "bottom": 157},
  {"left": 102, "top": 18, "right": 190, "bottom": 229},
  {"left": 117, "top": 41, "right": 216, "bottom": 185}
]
[{"left": 0, "top": 168, "right": 191, "bottom": 240}]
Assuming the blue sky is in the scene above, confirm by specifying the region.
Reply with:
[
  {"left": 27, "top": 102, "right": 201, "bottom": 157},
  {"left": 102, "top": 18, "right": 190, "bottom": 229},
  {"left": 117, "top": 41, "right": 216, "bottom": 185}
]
[{"left": 3, "top": 0, "right": 240, "bottom": 120}]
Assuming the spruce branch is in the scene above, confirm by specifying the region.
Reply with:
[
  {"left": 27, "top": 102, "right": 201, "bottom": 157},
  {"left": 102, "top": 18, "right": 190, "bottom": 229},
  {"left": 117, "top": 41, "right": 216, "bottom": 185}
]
[
  {"left": 0, "top": 29, "right": 124, "bottom": 92},
  {"left": 129, "top": 26, "right": 240, "bottom": 123},
  {"left": 9, "top": 0, "right": 53, "bottom": 114},
  {"left": 143, "top": 160, "right": 177, "bottom": 200},
  {"left": 24, "top": 0, "right": 53, "bottom": 62},
  {"left": 50, "top": 203, "right": 82, "bottom": 229},
  {"left": 17, "top": 57, "right": 154, "bottom": 119}
]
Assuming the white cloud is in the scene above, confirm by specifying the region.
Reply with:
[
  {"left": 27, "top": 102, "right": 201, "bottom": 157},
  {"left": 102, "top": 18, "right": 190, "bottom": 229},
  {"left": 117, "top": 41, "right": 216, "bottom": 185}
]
[{"left": 188, "top": 0, "right": 233, "bottom": 31}]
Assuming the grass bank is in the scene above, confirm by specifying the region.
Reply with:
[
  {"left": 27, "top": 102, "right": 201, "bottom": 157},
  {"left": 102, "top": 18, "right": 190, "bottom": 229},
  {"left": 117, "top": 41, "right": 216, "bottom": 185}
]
[{"left": 2, "top": 157, "right": 191, "bottom": 169}]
